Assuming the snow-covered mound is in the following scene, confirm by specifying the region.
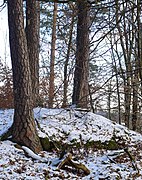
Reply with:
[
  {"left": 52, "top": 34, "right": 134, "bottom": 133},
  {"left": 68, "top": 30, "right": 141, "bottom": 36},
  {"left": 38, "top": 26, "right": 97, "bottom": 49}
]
[
  {"left": 1, "top": 107, "right": 141, "bottom": 145},
  {"left": 34, "top": 108, "right": 142, "bottom": 145},
  {"left": 0, "top": 107, "right": 142, "bottom": 179}
]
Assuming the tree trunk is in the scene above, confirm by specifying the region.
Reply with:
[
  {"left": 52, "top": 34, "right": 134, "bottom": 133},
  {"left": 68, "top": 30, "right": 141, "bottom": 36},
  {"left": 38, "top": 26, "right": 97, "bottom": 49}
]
[
  {"left": 25, "top": 0, "right": 40, "bottom": 107},
  {"left": 132, "top": 0, "right": 141, "bottom": 131},
  {"left": 7, "top": 0, "right": 42, "bottom": 153},
  {"left": 132, "top": 74, "right": 138, "bottom": 131},
  {"left": 62, "top": 15, "right": 74, "bottom": 108},
  {"left": 72, "top": 0, "right": 90, "bottom": 108},
  {"left": 48, "top": 2, "right": 57, "bottom": 108},
  {"left": 107, "top": 82, "right": 111, "bottom": 120}
]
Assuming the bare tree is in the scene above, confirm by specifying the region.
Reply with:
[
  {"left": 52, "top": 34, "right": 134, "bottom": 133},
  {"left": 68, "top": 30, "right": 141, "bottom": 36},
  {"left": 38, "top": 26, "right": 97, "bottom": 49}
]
[
  {"left": 115, "top": 0, "right": 134, "bottom": 128},
  {"left": 62, "top": 9, "right": 75, "bottom": 107},
  {"left": 48, "top": 2, "right": 58, "bottom": 108}
]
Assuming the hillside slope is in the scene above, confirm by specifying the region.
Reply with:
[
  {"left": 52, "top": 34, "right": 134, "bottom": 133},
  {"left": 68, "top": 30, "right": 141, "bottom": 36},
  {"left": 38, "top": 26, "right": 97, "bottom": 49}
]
[{"left": 0, "top": 108, "right": 142, "bottom": 179}]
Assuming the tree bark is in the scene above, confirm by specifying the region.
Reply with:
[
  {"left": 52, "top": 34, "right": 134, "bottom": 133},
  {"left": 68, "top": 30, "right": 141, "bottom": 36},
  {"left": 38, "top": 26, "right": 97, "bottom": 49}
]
[
  {"left": 25, "top": 0, "right": 40, "bottom": 107},
  {"left": 72, "top": 0, "right": 90, "bottom": 108},
  {"left": 7, "top": 0, "right": 42, "bottom": 153}
]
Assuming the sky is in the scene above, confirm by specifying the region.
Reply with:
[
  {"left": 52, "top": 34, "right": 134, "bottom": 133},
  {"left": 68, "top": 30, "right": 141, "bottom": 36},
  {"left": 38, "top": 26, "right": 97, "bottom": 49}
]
[{"left": 0, "top": 1, "right": 10, "bottom": 64}]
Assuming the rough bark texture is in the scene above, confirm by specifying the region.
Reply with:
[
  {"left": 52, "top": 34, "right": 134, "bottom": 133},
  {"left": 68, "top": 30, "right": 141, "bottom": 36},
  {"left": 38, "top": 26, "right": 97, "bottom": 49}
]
[
  {"left": 48, "top": 2, "right": 57, "bottom": 108},
  {"left": 7, "top": 0, "right": 42, "bottom": 153},
  {"left": 72, "top": 0, "right": 90, "bottom": 108},
  {"left": 26, "top": 0, "right": 40, "bottom": 107}
]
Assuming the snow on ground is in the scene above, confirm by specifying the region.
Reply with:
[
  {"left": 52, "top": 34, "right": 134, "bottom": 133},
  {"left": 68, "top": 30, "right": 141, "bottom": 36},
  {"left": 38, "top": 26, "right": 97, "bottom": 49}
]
[{"left": 0, "top": 107, "right": 142, "bottom": 179}]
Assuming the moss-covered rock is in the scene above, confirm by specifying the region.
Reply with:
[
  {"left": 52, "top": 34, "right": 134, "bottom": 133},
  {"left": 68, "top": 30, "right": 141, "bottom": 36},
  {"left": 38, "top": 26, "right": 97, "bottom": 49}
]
[
  {"left": 104, "top": 139, "right": 119, "bottom": 150},
  {"left": 40, "top": 137, "right": 52, "bottom": 151},
  {"left": 85, "top": 140, "right": 103, "bottom": 149},
  {"left": 83, "top": 139, "right": 119, "bottom": 150}
]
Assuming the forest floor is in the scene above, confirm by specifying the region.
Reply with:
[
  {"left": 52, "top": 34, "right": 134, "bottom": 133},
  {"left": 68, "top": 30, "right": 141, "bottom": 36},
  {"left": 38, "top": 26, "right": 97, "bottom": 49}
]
[{"left": 0, "top": 108, "right": 142, "bottom": 179}]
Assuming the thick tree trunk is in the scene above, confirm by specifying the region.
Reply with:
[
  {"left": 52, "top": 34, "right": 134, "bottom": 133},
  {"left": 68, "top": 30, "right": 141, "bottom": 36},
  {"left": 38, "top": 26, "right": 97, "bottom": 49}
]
[
  {"left": 7, "top": 0, "right": 42, "bottom": 153},
  {"left": 48, "top": 2, "right": 57, "bottom": 108},
  {"left": 25, "top": 0, "right": 40, "bottom": 107},
  {"left": 72, "top": 0, "right": 90, "bottom": 108}
]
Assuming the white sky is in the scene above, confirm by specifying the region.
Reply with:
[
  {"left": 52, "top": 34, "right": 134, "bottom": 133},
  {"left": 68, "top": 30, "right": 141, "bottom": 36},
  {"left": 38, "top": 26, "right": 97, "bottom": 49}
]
[{"left": 0, "top": 0, "right": 10, "bottom": 64}]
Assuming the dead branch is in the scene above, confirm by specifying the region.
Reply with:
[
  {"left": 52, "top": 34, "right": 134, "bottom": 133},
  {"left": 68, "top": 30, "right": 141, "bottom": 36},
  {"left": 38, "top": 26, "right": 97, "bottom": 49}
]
[{"left": 57, "top": 153, "right": 90, "bottom": 175}]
